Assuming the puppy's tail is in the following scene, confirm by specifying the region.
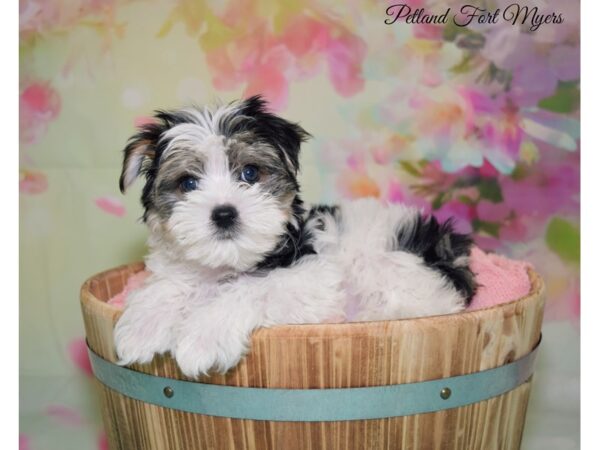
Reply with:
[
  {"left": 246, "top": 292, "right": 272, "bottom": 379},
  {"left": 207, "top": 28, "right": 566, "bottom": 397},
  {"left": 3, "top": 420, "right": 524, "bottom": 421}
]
[{"left": 394, "top": 214, "right": 477, "bottom": 305}]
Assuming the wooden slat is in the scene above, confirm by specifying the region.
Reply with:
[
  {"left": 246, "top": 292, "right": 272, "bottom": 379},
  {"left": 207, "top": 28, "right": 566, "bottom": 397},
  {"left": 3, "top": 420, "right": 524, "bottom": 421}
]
[{"left": 80, "top": 263, "right": 545, "bottom": 450}]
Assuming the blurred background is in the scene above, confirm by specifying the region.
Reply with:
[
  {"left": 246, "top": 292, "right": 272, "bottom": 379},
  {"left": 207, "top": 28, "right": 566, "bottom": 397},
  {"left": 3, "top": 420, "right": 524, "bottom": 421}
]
[{"left": 20, "top": 0, "right": 580, "bottom": 448}]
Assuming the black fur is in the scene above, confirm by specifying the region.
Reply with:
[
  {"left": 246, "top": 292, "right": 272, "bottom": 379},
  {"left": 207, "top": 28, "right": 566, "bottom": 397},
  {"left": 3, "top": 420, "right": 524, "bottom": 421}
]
[
  {"left": 395, "top": 215, "right": 477, "bottom": 303},
  {"left": 219, "top": 95, "right": 310, "bottom": 175},
  {"left": 119, "top": 121, "right": 164, "bottom": 194},
  {"left": 120, "top": 110, "right": 199, "bottom": 221},
  {"left": 254, "top": 196, "right": 316, "bottom": 271},
  {"left": 306, "top": 204, "right": 340, "bottom": 231},
  {"left": 307, "top": 204, "right": 340, "bottom": 218}
]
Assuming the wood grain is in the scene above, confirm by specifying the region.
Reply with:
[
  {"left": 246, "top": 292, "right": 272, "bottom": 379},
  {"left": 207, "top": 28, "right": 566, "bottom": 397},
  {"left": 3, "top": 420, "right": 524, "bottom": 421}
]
[{"left": 80, "top": 262, "right": 545, "bottom": 450}]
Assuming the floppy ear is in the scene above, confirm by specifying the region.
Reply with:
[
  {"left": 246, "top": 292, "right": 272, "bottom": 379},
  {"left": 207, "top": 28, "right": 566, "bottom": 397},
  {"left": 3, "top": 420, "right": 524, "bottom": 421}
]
[
  {"left": 119, "top": 122, "right": 164, "bottom": 193},
  {"left": 238, "top": 95, "right": 311, "bottom": 174},
  {"left": 268, "top": 117, "right": 310, "bottom": 175}
]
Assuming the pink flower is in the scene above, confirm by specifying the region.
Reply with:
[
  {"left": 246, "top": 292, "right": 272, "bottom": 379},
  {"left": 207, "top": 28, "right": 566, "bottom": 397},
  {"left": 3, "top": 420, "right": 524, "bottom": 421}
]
[
  {"left": 409, "top": 85, "right": 578, "bottom": 174},
  {"left": 433, "top": 200, "right": 474, "bottom": 234},
  {"left": 477, "top": 200, "right": 509, "bottom": 223},
  {"left": 45, "top": 405, "right": 85, "bottom": 427},
  {"left": 413, "top": 23, "right": 444, "bottom": 41},
  {"left": 95, "top": 196, "right": 126, "bottom": 217},
  {"left": 481, "top": 14, "right": 579, "bottom": 106},
  {"left": 281, "top": 17, "right": 330, "bottom": 58},
  {"left": 478, "top": 160, "right": 500, "bottom": 178},
  {"left": 500, "top": 159, "right": 579, "bottom": 219},
  {"left": 20, "top": 0, "right": 122, "bottom": 41},
  {"left": 19, "top": 434, "right": 31, "bottom": 450},
  {"left": 515, "top": 243, "right": 580, "bottom": 323},
  {"left": 387, "top": 180, "right": 405, "bottom": 203},
  {"left": 244, "top": 66, "right": 288, "bottom": 111},
  {"left": 98, "top": 430, "right": 110, "bottom": 450},
  {"left": 418, "top": 160, "right": 462, "bottom": 192},
  {"left": 20, "top": 81, "right": 61, "bottom": 145},
  {"left": 510, "top": 57, "right": 560, "bottom": 107},
  {"left": 569, "top": 285, "right": 580, "bottom": 325},
  {"left": 20, "top": 170, "right": 48, "bottom": 195},
  {"left": 338, "top": 171, "right": 381, "bottom": 199},
  {"left": 346, "top": 152, "right": 365, "bottom": 172},
  {"left": 241, "top": 43, "right": 294, "bottom": 110},
  {"left": 190, "top": 12, "right": 366, "bottom": 108},
  {"left": 325, "top": 33, "right": 366, "bottom": 97},
  {"left": 67, "top": 338, "right": 93, "bottom": 377}
]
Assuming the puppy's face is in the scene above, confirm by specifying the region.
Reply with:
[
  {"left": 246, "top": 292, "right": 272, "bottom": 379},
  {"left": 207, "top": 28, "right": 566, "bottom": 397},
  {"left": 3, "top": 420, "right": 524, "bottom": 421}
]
[{"left": 120, "top": 96, "right": 309, "bottom": 271}]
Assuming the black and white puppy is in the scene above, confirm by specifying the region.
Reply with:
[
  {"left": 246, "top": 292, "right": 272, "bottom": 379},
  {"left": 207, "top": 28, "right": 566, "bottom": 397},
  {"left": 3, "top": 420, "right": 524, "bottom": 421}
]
[{"left": 114, "top": 96, "right": 476, "bottom": 377}]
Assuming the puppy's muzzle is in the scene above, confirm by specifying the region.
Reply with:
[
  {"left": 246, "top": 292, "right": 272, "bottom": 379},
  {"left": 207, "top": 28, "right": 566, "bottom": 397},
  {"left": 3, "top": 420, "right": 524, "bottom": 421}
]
[{"left": 211, "top": 204, "right": 239, "bottom": 230}]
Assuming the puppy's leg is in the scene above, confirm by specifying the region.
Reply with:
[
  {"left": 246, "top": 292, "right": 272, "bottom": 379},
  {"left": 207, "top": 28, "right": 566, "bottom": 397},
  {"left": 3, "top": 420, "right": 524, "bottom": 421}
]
[
  {"left": 338, "top": 199, "right": 476, "bottom": 320},
  {"left": 347, "top": 250, "right": 470, "bottom": 321},
  {"left": 174, "top": 256, "right": 344, "bottom": 377},
  {"left": 114, "top": 276, "right": 187, "bottom": 365}
]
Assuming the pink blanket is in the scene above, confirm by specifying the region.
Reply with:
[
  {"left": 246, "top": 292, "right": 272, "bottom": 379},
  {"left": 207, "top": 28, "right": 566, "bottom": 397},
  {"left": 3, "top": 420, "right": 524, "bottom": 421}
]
[
  {"left": 107, "top": 248, "right": 533, "bottom": 312},
  {"left": 467, "top": 247, "right": 532, "bottom": 310}
]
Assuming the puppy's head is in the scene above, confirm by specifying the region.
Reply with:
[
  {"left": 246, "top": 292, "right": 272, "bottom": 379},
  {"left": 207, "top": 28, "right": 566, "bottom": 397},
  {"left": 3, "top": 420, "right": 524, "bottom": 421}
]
[{"left": 120, "top": 96, "right": 309, "bottom": 271}]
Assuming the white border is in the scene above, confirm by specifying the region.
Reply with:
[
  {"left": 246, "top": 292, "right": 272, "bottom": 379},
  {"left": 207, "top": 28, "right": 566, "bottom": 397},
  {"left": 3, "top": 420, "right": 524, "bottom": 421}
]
[
  {"left": 7, "top": 0, "right": 19, "bottom": 448},
  {"left": 10, "top": 1, "right": 588, "bottom": 449},
  {"left": 581, "top": 0, "right": 595, "bottom": 448}
]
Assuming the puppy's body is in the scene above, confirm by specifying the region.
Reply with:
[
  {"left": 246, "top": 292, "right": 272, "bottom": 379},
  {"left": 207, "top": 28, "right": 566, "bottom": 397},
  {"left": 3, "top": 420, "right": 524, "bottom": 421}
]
[{"left": 114, "top": 96, "right": 476, "bottom": 377}]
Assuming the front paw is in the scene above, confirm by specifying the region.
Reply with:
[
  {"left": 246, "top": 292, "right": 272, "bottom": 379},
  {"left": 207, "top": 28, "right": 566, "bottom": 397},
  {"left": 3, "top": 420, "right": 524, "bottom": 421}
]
[
  {"left": 174, "top": 328, "right": 249, "bottom": 378},
  {"left": 113, "top": 311, "right": 174, "bottom": 366}
]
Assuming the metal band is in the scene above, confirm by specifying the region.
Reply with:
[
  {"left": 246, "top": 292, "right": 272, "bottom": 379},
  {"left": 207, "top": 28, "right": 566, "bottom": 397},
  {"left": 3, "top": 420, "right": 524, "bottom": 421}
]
[{"left": 89, "top": 338, "right": 540, "bottom": 422}]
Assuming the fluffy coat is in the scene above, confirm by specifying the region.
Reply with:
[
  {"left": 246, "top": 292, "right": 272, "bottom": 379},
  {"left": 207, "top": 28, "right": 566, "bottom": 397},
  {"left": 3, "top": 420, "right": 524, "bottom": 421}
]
[{"left": 114, "top": 96, "right": 476, "bottom": 377}]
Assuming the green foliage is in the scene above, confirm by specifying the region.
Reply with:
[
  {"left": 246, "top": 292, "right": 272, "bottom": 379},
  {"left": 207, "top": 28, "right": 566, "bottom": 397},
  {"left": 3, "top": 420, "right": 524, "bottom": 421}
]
[
  {"left": 399, "top": 161, "right": 422, "bottom": 177},
  {"left": 457, "top": 195, "right": 477, "bottom": 205},
  {"left": 472, "top": 219, "right": 501, "bottom": 238},
  {"left": 431, "top": 191, "right": 453, "bottom": 210},
  {"left": 442, "top": 21, "right": 476, "bottom": 41},
  {"left": 538, "top": 82, "right": 580, "bottom": 114},
  {"left": 545, "top": 217, "right": 580, "bottom": 264},
  {"left": 478, "top": 178, "right": 503, "bottom": 203}
]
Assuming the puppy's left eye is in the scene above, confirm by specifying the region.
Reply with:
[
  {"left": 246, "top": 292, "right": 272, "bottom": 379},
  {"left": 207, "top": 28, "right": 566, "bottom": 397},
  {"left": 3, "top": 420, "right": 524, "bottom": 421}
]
[
  {"left": 240, "top": 165, "right": 260, "bottom": 184},
  {"left": 179, "top": 176, "right": 198, "bottom": 193}
]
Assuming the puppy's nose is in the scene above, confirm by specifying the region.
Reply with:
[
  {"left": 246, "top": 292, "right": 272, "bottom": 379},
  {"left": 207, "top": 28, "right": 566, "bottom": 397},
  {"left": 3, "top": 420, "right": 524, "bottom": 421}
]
[{"left": 211, "top": 204, "right": 239, "bottom": 229}]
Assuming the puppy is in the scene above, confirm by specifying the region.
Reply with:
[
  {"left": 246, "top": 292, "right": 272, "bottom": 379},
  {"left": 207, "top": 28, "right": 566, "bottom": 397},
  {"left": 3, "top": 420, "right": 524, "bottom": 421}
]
[{"left": 114, "top": 96, "right": 476, "bottom": 377}]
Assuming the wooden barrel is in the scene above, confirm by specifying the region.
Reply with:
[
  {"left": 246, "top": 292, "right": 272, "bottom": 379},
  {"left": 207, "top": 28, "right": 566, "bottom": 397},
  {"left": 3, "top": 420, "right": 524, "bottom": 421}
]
[{"left": 80, "top": 262, "right": 545, "bottom": 450}]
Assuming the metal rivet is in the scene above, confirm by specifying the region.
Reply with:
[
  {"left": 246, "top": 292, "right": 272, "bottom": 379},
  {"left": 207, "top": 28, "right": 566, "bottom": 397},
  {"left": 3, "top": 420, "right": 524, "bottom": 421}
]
[
  {"left": 440, "top": 387, "right": 452, "bottom": 400},
  {"left": 163, "top": 386, "right": 174, "bottom": 398}
]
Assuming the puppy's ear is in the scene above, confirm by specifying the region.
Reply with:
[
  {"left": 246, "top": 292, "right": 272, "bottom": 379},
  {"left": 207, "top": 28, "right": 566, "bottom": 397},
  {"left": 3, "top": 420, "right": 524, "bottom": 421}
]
[
  {"left": 269, "top": 117, "right": 310, "bottom": 175},
  {"left": 119, "top": 122, "right": 164, "bottom": 193},
  {"left": 238, "top": 95, "right": 311, "bottom": 174}
]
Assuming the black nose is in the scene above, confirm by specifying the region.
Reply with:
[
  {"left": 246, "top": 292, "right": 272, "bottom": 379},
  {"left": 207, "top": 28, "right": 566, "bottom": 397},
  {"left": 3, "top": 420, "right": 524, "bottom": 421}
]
[{"left": 211, "top": 204, "right": 239, "bottom": 229}]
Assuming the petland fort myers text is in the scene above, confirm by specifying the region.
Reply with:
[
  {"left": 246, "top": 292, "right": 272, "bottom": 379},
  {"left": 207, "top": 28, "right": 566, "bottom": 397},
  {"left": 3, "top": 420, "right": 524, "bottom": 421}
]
[{"left": 385, "top": 3, "right": 564, "bottom": 32}]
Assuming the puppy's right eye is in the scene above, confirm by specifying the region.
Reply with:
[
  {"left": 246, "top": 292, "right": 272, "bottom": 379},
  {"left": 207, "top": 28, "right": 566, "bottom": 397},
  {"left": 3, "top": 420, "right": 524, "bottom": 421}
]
[{"left": 179, "top": 176, "right": 198, "bottom": 193}]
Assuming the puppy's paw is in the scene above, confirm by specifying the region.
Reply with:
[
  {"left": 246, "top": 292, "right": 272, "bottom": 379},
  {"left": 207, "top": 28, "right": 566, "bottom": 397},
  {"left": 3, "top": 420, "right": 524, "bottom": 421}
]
[
  {"left": 113, "top": 305, "right": 175, "bottom": 366},
  {"left": 174, "top": 327, "right": 249, "bottom": 378}
]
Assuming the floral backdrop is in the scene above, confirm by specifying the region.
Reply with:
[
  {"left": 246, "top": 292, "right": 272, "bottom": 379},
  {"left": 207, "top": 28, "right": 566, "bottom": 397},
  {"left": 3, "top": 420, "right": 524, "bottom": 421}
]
[{"left": 20, "top": 0, "right": 580, "bottom": 449}]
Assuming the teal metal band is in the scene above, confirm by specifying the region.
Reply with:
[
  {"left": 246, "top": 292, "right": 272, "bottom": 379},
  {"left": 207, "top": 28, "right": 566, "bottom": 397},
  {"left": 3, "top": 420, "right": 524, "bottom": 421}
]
[{"left": 89, "top": 338, "right": 540, "bottom": 422}]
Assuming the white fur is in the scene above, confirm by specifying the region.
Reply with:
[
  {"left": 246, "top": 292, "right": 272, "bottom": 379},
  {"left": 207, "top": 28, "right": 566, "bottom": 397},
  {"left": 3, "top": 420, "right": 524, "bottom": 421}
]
[
  {"left": 114, "top": 248, "right": 345, "bottom": 375},
  {"left": 312, "top": 198, "right": 465, "bottom": 321},
  {"left": 121, "top": 145, "right": 147, "bottom": 192},
  {"left": 163, "top": 134, "right": 289, "bottom": 271},
  {"left": 115, "top": 198, "right": 463, "bottom": 377},
  {"left": 114, "top": 102, "right": 467, "bottom": 377},
  {"left": 174, "top": 256, "right": 344, "bottom": 376}
]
